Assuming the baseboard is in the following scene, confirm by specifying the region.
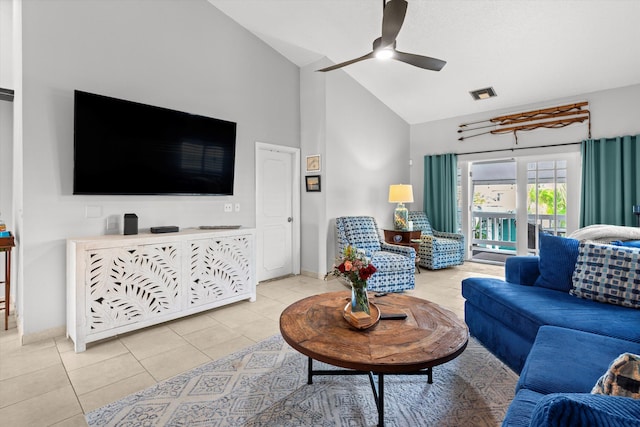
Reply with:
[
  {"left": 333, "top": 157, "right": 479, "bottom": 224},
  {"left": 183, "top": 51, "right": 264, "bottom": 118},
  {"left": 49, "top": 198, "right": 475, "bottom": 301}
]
[
  {"left": 21, "top": 325, "right": 66, "bottom": 346},
  {"left": 300, "top": 270, "right": 324, "bottom": 280}
]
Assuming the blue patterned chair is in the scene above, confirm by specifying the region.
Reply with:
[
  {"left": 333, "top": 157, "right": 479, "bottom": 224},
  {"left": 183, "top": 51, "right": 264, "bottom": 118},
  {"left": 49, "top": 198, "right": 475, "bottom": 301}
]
[
  {"left": 335, "top": 216, "right": 415, "bottom": 292},
  {"left": 408, "top": 211, "right": 465, "bottom": 270}
]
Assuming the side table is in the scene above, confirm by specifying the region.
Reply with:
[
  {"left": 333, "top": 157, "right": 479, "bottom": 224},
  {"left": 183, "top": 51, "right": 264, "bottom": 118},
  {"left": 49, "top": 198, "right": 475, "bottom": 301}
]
[
  {"left": 383, "top": 229, "right": 421, "bottom": 273},
  {"left": 0, "top": 232, "right": 15, "bottom": 330}
]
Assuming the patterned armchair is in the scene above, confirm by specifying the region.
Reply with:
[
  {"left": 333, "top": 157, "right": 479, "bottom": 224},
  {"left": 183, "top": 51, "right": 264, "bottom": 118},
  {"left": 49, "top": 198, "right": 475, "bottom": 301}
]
[
  {"left": 408, "top": 211, "right": 465, "bottom": 270},
  {"left": 335, "top": 216, "right": 415, "bottom": 292}
]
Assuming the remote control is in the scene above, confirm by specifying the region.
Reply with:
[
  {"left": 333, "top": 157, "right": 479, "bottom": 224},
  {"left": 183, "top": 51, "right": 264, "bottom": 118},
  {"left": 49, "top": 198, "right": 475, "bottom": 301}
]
[
  {"left": 150, "top": 226, "right": 179, "bottom": 233},
  {"left": 380, "top": 313, "right": 408, "bottom": 320}
]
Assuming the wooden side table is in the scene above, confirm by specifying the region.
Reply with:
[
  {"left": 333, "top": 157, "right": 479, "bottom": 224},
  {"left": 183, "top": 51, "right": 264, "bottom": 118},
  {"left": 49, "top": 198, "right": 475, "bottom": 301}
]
[
  {"left": 0, "top": 232, "right": 15, "bottom": 330},
  {"left": 383, "top": 229, "right": 421, "bottom": 273}
]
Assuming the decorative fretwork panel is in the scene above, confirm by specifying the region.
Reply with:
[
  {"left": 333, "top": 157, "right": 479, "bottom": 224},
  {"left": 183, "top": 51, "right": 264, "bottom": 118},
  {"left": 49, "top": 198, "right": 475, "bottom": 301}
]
[
  {"left": 86, "top": 244, "right": 181, "bottom": 332},
  {"left": 68, "top": 229, "right": 256, "bottom": 352},
  {"left": 189, "top": 236, "right": 252, "bottom": 306}
]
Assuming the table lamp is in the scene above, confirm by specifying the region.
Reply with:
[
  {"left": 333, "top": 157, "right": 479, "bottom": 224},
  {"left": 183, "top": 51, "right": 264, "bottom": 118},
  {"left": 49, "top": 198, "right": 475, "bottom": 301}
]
[{"left": 388, "top": 184, "right": 414, "bottom": 231}]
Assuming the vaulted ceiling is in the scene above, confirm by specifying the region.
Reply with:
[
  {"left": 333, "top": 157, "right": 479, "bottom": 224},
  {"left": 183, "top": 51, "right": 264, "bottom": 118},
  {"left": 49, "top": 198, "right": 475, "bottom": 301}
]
[{"left": 209, "top": 0, "right": 640, "bottom": 124}]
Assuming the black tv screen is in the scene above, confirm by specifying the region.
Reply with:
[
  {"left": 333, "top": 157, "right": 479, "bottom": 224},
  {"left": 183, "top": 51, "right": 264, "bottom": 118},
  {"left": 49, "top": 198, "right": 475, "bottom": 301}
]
[{"left": 73, "top": 90, "right": 236, "bottom": 195}]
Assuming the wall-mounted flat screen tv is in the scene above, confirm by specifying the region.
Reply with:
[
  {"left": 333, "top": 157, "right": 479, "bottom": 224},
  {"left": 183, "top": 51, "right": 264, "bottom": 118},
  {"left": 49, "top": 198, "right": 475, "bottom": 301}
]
[{"left": 73, "top": 90, "right": 236, "bottom": 195}]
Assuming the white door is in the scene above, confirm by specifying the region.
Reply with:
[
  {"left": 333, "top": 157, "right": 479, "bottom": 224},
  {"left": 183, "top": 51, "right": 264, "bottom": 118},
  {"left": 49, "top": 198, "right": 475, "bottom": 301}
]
[{"left": 255, "top": 143, "right": 300, "bottom": 282}]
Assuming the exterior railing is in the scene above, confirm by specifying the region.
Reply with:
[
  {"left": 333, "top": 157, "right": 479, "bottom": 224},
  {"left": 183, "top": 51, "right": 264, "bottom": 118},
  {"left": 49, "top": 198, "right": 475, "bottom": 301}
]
[{"left": 471, "top": 211, "right": 567, "bottom": 253}]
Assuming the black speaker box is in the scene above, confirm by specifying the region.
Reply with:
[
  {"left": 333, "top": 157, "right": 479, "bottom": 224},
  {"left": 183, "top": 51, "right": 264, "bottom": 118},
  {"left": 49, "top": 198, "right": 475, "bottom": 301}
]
[{"left": 124, "top": 213, "right": 138, "bottom": 235}]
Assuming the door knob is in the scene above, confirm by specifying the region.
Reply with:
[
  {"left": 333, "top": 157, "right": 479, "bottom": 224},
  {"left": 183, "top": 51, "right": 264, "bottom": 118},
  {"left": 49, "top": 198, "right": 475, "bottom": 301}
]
[{"left": 288, "top": 217, "right": 293, "bottom": 222}]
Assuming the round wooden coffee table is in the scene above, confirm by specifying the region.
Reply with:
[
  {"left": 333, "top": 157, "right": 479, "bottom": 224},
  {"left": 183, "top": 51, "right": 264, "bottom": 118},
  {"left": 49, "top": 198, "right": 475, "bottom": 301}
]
[{"left": 279, "top": 291, "right": 469, "bottom": 427}]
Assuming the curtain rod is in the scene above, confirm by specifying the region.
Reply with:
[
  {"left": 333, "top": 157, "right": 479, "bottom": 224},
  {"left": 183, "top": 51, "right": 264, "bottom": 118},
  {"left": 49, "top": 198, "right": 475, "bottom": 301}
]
[{"left": 456, "top": 141, "right": 581, "bottom": 156}]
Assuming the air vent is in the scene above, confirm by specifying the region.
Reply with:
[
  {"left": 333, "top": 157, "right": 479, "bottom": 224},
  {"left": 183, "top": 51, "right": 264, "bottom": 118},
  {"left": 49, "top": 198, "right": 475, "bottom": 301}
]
[{"left": 470, "top": 87, "right": 497, "bottom": 101}]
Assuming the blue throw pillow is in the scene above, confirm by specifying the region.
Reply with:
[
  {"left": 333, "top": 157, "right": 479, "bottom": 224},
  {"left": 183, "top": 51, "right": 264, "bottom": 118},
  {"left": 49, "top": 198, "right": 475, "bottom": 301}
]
[
  {"left": 534, "top": 233, "right": 580, "bottom": 292},
  {"left": 612, "top": 240, "right": 640, "bottom": 249},
  {"left": 530, "top": 393, "right": 640, "bottom": 427}
]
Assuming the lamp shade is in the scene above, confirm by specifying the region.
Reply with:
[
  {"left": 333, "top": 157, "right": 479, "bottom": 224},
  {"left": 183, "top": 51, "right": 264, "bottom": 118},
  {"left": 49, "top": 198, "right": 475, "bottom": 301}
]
[{"left": 388, "top": 184, "right": 414, "bottom": 203}]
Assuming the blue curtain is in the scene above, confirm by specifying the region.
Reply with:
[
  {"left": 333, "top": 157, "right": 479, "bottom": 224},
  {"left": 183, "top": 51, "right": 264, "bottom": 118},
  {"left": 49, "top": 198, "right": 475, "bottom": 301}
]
[
  {"left": 580, "top": 135, "right": 640, "bottom": 227},
  {"left": 423, "top": 153, "right": 458, "bottom": 233}
]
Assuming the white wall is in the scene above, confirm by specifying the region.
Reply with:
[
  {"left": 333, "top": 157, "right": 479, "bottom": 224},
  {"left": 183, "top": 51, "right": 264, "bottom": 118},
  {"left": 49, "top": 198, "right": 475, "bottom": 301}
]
[
  {"left": 299, "top": 59, "right": 327, "bottom": 278},
  {"left": 19, "top": 0, "right": 300, "bottom": 338},
  {"left": 299, "top": 59, "right": 411, "bottom": 277},
  {"left": 0, "top": 0, "right": 14, "bottom": 228},
  {"left": 325, "top": 69, "right": 411, "bottom": 228},
  {"left": 410, "top": 84, "right": 640, "bottom": 210}
]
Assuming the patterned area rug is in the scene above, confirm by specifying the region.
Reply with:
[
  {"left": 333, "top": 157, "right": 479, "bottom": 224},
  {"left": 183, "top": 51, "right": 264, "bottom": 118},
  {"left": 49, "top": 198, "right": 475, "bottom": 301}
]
[{"left": 86, "top": 334, "right": 518, "bottom": 427}]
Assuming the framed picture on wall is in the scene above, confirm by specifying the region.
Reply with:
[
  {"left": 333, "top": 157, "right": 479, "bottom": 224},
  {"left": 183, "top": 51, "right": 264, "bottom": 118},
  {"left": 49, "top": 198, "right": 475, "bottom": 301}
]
[
  {"left": 305, "top": 175, "right": 321, "bottom": 192},
  {"left": 306, "top": 155, "right": 321, "bottom": 173}
]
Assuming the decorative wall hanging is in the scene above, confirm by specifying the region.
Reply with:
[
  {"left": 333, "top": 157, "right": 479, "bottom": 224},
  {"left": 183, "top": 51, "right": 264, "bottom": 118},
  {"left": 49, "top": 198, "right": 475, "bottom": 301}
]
[
  {"left": 306, "top": 175, "right": 321, "bottom": 192},
  {"left": 306, "top": 155, "right": 321, "bottom": 173},
  {"left": 458, "top": 101, "right": 590, "bottom": 144}
]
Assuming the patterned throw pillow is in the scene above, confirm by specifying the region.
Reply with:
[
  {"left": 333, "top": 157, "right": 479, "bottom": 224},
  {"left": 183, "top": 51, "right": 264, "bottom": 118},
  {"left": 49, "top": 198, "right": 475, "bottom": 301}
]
[
  {"left": 570, "top": 242, "right": 640, "bottom": 309},
  {"left": 592, "top": 353, "right": 640, "bottom": 398}
]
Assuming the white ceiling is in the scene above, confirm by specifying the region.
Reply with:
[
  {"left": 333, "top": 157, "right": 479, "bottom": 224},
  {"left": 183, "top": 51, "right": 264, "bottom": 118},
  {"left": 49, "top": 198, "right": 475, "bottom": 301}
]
[{"left": 208, "top": 0, "right": 640, "bottom": 125}]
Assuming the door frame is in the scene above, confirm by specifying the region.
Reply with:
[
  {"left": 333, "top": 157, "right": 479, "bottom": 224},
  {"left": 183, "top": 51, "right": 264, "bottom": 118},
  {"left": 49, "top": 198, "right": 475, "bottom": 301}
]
[
  {"left": 459, "top": 151, "right": 580, "bottom": 259},
  {"left": 255, "top": 142, "right": 301, "bottom": 279}
]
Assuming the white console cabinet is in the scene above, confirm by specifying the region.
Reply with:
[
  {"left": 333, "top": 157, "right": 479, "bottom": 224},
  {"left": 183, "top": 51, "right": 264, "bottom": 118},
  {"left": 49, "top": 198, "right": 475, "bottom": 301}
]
[{"left": 67, "top": 228, "right": 256, "bottom": 352}]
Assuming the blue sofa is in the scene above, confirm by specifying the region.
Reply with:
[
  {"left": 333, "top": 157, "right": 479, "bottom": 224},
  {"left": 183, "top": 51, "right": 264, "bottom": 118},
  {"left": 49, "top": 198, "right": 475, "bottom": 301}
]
[
  {"left": 462, "top": 234, "right": 640, "bottom": 426},
  {"left": 504, "top": 326, "right": 640, "bottom": 426}
]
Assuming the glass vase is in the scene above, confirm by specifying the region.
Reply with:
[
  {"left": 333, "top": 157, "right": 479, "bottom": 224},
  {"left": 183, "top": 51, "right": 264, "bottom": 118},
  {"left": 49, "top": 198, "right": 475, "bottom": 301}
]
[{"left": 351, "top": 282, "right": 370, "bottom": 315}]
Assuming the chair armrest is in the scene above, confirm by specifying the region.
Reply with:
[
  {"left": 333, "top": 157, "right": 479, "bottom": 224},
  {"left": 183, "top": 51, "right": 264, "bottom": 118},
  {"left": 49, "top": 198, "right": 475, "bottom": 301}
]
[
  {"left": 420, "top": 235, "right": 434, "bottom": 245},
  {"left": 505, "top": 256, "right": 540, "bottom": 285},
  {"left": 380, "top": 242, "right": 416, "bottom": 261},
  {"left": 420, "top": 233, "right": 465, "bottom": 249},
  {"left": 433, "top": 230, "right": 464, "bottom": 241}
]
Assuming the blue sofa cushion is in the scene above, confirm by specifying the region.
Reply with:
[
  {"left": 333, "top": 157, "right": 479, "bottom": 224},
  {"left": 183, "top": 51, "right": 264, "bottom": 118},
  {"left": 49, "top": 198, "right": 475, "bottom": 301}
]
[
  {"left": 517, "top": 326, "right": 640, "bottom": 395},
  {"left": 571, "top": 242, "right": 640, "bottom": 309},
  {"left": 592, "top": 352, "right": 640, "bottom": 398},
  {"left": 462, "top": 278, "right": 640, "bottom": 346},
  {"left": 534, "top": 233, "right": 580, "bottom": 292},
  {"left": 529, "top": 393, "right": 640, "bottom": 427}
]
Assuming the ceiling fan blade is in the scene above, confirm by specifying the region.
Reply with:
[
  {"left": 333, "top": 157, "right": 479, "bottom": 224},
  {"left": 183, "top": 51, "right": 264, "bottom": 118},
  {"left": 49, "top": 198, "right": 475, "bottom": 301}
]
[
  {"left": 393, "top": 50, "right": 446, "bottom": 71},
  {"left": 381, "top": 0, "right": 408, "bottom": 47},
  {"left": 316, "top": 52, "right": 375, "bottom": 72}
]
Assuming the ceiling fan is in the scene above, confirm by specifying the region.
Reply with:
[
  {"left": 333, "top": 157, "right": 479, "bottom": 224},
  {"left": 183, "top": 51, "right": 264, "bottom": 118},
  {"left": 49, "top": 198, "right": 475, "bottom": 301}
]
[{"left": 317, "top": 0, "right": 446, "bottom": 73}]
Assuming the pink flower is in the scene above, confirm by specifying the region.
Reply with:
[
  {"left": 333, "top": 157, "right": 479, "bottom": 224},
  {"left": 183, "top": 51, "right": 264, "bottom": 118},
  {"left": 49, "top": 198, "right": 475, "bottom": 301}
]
[{"left": 324, "top": 245, "right": 377, "bottom": 285}]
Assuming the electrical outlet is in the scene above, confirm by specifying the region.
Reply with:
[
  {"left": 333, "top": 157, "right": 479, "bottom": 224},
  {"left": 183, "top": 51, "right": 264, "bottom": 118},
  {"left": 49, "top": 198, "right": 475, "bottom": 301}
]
[
  {"left": 235, "top": 203, "right": 240, "bottom": 212},
  {"left": 224, "top": 203, "right": 233, "bottom": 213}
]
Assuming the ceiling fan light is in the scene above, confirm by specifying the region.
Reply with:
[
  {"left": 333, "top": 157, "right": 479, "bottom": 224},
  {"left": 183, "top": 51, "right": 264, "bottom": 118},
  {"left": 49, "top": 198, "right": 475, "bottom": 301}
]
[{"left": 375, "top": 49, "right": 394, "bottom": 60}]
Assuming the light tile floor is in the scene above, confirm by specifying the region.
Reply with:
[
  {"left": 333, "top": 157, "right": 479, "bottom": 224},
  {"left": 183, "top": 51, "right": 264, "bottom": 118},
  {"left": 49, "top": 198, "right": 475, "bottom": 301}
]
[{"left": 0, "top": 261, "right": 503, "bottom": 426}]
